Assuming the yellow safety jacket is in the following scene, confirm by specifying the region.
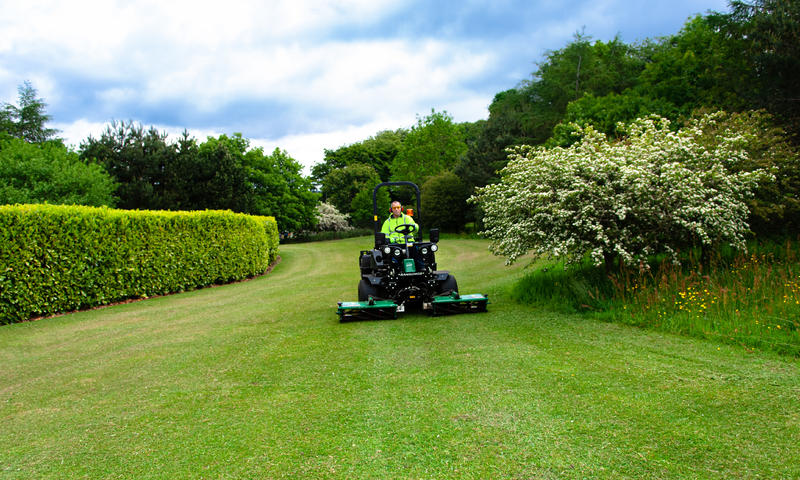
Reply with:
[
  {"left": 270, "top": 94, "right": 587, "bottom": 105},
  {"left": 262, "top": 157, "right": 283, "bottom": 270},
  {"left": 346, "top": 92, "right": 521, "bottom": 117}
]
[{"left": 381, "top": 213, "right": 418, "bottom": 243}]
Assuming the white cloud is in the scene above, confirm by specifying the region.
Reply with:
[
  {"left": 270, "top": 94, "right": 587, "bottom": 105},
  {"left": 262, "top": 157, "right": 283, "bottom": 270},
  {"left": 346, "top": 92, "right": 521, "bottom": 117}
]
[
  {"left": 7, "top": 0, "right": 732, "bottom": 175},
  {"left": 53, "top": 119, "right": 109, "bottom": 149},
  {"left": 253, "top": 116, "right": 409, "bottom": 175}
]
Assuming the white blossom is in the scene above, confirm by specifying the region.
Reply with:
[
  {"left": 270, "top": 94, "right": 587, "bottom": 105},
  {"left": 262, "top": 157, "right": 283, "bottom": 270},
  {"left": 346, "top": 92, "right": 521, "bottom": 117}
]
[
  {"left": 315, "top": 202, "right": 352, "bottom": 232},
  {"left": 471, "top": 113, "right": 773, "bottom": 267}
]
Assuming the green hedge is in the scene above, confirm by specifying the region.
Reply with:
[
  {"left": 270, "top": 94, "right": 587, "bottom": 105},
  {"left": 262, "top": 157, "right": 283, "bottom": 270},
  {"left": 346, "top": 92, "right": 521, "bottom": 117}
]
[{"left": 0, "top": 204, "right": 279, "bottom": 324}]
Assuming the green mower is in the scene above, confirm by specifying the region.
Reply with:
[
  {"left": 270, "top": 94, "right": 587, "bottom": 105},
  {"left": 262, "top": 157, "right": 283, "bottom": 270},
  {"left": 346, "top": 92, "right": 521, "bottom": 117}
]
[{"left": 337, "top": 181, "right": 488, "bottom": 321}]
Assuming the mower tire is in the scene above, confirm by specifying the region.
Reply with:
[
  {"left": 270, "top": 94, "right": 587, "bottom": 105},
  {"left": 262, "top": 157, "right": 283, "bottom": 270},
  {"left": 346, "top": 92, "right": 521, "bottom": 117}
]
[
  {"left": 439, "top": 274, "right": 458, "bottom": 296},
  {"left": 358, "top": 279, "right": 379, "bottom": 302}
]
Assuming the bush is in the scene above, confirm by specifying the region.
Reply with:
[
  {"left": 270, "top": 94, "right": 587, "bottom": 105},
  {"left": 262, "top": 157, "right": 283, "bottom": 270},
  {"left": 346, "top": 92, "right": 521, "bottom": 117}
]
[
  {"left": 0, "top": 135, "right": 116, "bottom": 207},
  {"left": 421, "top": 171, "right": 469, "bottom": 232},
  {"left": 315, "top": 202, "right": 351, "bottom": 231},
  {"left": 0, "top": 205, "right": 278, "bottom": 323},
  {"left": 473, "top": 113, "right": 771, "bottom": 269}
]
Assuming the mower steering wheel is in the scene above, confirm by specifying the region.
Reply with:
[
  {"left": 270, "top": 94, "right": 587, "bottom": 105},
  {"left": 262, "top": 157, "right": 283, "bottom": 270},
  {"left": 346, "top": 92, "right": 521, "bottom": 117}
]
[{"left": 393, "top": 224, "right": 416, "bottom": 236}]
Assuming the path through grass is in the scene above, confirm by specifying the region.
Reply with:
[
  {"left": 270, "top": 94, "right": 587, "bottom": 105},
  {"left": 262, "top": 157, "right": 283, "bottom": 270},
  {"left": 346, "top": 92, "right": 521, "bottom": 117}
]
[{"left": 1, "top": 237, "right": 798, "bottom": 478}]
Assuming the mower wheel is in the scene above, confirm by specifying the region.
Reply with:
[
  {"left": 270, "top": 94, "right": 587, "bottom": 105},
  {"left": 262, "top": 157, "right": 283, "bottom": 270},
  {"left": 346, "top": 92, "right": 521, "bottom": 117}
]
[
  {"left": 439, "top": 274, "right": 458, "bottom": 295},
  {"left": 358, "top": 279, "right": 379, "bottom": 302}
]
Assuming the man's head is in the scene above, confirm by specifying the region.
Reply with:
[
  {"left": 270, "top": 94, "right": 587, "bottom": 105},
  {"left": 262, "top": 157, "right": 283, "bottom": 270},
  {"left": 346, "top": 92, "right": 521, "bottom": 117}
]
[{"left": 390, "top": 201, "right": 402, "bottom": 218}]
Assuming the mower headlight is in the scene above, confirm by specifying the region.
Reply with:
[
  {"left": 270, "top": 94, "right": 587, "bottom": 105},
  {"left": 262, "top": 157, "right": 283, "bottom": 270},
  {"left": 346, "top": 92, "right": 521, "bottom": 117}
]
[
  {"left": 383, "top": 246, "right": 391, "bottom": 255},
  {"left": 421, "top": 247, "right": 428, "bottom": 255},
  {"left": 430, "top": 244, "right": 438, "bottom": 252},
  {"left": 393, "top": 248, "right": 401, "bottom": 257}
]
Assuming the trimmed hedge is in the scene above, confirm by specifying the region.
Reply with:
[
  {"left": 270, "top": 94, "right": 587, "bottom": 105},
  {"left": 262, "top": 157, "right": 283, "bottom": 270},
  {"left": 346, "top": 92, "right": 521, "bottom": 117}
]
[{"left": 0, "top": 204, "right": 279, "bottom": 324}]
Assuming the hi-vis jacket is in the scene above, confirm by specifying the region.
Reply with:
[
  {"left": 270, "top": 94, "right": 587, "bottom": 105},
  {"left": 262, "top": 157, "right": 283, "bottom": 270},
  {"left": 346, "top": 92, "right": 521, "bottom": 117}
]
[{"left": 381, "top": 213, "right": 418, "bottom": 243}]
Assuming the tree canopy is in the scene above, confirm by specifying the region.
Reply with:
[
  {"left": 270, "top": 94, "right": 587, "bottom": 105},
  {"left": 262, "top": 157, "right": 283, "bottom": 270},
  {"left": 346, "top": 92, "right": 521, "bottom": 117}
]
[
  {"left": 0, "top": 134, "right": 116, "bottom": 206},
  {"left": 1, "top": 81, "right": 59, "bottom": 143},
  {"left": 79, "top": 124, "right": 317, "bottom": 231},
  {"left": 391, "top": 109, "right": 467, "bottom": 187}
]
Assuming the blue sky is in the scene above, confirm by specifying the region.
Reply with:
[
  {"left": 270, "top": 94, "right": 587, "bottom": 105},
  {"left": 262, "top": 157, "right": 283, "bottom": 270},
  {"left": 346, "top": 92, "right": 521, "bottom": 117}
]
[{"left": 1, "top": 0, "right": 729, "bottom": 172}]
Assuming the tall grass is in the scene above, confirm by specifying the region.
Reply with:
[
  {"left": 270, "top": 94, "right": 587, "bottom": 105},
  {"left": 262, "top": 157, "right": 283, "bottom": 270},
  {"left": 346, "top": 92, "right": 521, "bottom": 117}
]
[{"left": 512, "top": 238, "right": 800, "bottom": 356}]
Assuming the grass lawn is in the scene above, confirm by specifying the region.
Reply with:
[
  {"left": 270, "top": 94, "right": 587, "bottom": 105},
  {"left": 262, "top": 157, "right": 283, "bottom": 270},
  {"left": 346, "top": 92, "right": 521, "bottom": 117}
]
[{"left": 1, "top": 236, "right": 798, "bottom": 479}]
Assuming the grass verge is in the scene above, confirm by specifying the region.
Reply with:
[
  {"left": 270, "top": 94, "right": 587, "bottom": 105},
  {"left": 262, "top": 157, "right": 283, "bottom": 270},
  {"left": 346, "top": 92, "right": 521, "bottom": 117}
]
[{"left": 512, "top": 238, "right": 800, "bottom": 356}]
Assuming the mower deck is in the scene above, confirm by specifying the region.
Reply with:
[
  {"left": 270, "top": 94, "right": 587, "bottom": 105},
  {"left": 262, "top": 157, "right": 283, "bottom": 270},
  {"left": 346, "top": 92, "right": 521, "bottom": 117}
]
[
  {"left": 337, "top": 299, "right": 398, "bottom": 322},
  {"left": 430, "top": 292, "right": 489, "bottom": 316},
  {"left": 337, "top": 292, "right": 489, "bottom": 322}
]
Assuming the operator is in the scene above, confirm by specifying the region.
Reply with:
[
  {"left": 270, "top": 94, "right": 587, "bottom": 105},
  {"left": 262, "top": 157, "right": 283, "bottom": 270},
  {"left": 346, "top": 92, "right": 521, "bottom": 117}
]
[{"left": 381, "top": 200, "right": 418, "bottom": 244}]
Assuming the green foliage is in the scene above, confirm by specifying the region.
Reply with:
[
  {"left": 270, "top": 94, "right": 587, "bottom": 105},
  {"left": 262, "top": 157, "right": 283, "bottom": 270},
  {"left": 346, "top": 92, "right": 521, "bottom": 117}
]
[
  {"left": 0, "top": 204, "right": 278, "bottom": 323},
  {"left": 391, "top": 110, "right": 467, "bottom": 187},
  {"left": 349, "top": 187, "right": 389, "bottom": 229},
  {"left": 191, "top": 133, "right": 251, "bottom": 211},
  {"left": 688, "top": 109, "right": 800, "bottom": 235},
  {"left": 80, "top": 125, "right": 317, "bottom": 231},
  {"left": 312, "top": 129, "right": 404, "bottom": 190},
  {"left": 242, "top": 146, "right": 318, "bottom": 232},
  {"left": 715, "top": 0, "right": 800, "bottom": 135},
  {"left": 0, "top": 135, "right": 116, "bottom": 206},
  {"left": 0, "top": 81, "right": 59, "bottom": 143},
  {"left": 420, "top": 171, "right": 469, "bottom": 232},
  {"left": 473, "top": 113, "right": 770, "bottom": 268},
  {"left": 637, "top": 15, "right": 753, "bottom": 116},
  {"left": 461, "top": 36, "right": 650, "bottom": 192},
  {"left": 532, "top": 34, "right": 646, "bottom": 123},
  {"left": 547, "top": 92, "right": 680, "bottom": 147},
  {"left": 79, "top": 121, "right": 183, "bottom": 210},
  {"left": 321, "top": 163, "right": 381, "bottom": 215},
  {"left": 455, "top": 90, "right": 539, "bottom": 193}
]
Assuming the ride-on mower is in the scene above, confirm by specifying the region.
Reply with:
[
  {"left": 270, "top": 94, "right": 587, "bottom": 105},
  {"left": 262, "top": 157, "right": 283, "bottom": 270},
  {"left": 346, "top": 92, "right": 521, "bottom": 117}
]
[{"left": 337, "top": 181, "right": 488, "bottom": 321}]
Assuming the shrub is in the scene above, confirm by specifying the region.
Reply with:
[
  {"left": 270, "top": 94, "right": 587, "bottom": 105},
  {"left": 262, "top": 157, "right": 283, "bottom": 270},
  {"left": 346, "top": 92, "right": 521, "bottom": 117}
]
[
  {"left": 315, "top": 202, "right": 351, "bottom": 231},
  {"left": 0, "top": 205, "right": 278, "bottom": 323},
  {"left": 421, "top": 171, "right": 469, "bottom": 232},
  {"left": 0, "top": 135, "right": 116, "bottom": 207},
  {"left": 472, "top": 113, "right": 771, "bottom": 269}
]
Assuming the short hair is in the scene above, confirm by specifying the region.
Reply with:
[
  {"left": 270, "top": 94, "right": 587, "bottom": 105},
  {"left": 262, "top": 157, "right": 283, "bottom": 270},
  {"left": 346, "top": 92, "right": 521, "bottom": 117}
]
[{"left": 391, "top": 200, "right": 402, "bottom": 207}]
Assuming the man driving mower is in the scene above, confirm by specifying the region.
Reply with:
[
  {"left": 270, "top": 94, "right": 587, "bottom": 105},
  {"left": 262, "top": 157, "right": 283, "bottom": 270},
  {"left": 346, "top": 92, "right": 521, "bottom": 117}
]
[{"left": 381, "top": 200, "right": 418, "bottom": 244}]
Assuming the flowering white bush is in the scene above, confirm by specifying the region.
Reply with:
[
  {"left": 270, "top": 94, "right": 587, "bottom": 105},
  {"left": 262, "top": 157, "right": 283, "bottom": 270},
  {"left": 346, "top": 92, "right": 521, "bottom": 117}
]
[
  {"left": 315, "top": 202, "right": 352, "bottom": 231},
  {"left": 471, "top": 113, "right": 772, "bottom": 267}
]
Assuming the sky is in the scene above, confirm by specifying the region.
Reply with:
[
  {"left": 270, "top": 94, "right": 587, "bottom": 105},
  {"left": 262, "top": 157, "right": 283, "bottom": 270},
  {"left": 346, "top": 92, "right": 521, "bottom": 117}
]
[{"left": 1, "top": 0, "right": 730, "bottom": 173}]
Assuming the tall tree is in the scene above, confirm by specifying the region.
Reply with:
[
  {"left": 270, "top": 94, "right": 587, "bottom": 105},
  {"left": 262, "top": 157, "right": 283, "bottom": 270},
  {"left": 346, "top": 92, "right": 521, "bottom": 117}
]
[
  {"left": 244, "top": 147, "right": 318, "bottom": 232},
  {"left": 391, "top": 109, "right": 466, "bottom": 187},
  {"left": 714, "top": 0, "right": 800, "bottom": 138},
  {"left": 79, "top": 121, "right": 177, "bottom": 210},
  {"left": 0, "top": 81, "right": 59, "bottom": 143},
  {"left": 637, "top": 15, "right": 753, "bottom": 116},
  {"left": 312, "top": 129, "right": 404, "bottom": 193},
  {"left": 421, "top": 171, "right": 469, "bottom": 232},
  {"left": 321, "top": 163, "right": 381, "bottom": 215},
  {"left": 461, "top": 35, "right": 649, "bottom": 191}
]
